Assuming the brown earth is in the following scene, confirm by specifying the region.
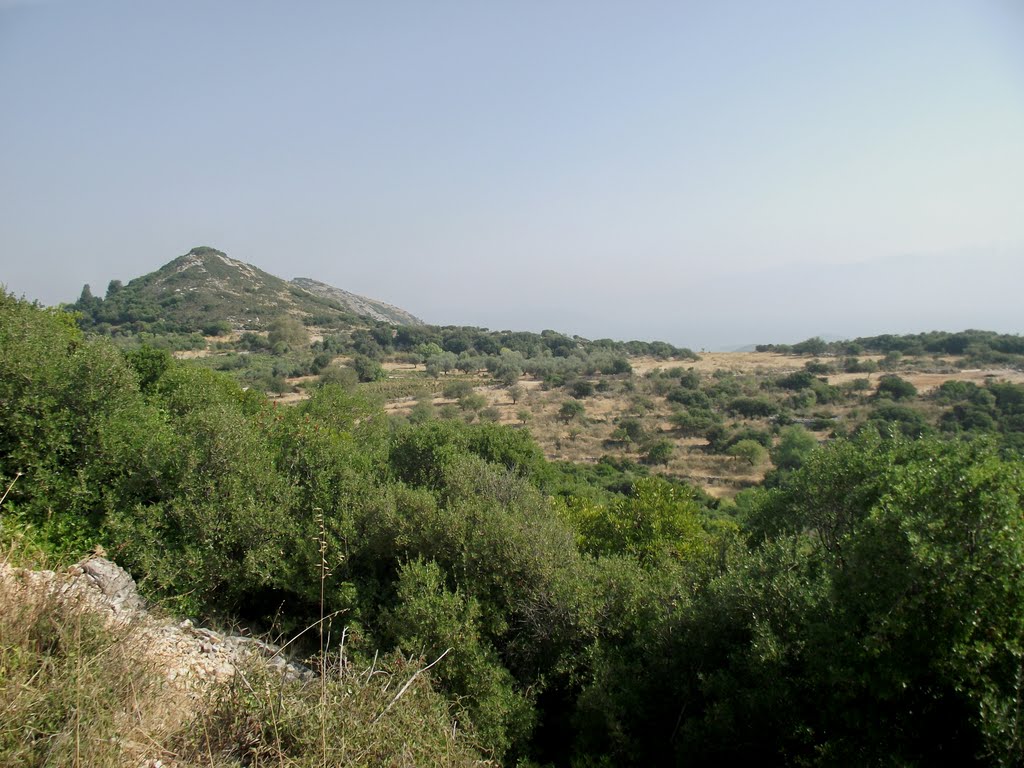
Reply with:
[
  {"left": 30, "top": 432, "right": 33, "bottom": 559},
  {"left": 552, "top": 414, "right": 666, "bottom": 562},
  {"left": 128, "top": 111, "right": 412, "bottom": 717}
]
[{"left": 270, "top": 352, "right": 1024, "bottom": 499}]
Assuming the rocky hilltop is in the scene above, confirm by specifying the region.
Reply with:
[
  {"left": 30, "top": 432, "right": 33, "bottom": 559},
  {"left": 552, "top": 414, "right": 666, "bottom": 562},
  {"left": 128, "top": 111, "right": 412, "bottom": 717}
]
[
  {"left": 291, "top": 277, "right": 422, "bottom": 326},
  {"left": 71, "top": 246, "right": 422, "bottom": 333}
]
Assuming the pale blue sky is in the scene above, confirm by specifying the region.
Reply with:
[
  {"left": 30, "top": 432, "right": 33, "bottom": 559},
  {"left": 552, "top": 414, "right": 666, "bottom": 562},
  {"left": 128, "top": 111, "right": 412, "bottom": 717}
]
[{"left": 2, "top": 0, "right": 1022, "bottom": 348}]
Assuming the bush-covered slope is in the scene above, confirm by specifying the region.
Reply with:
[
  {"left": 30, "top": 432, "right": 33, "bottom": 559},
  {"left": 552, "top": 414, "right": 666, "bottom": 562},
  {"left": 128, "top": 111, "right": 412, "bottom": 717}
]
[
  {"left": 67, "top": 246, "right": 409, "bottom": 335},
  {"left": 3, "top": 290, "right": 1024, "bottom": 766}
]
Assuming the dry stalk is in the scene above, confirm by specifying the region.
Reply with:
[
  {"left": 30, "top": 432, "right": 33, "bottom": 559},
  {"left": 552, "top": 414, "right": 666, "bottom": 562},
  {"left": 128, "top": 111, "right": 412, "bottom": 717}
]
[
  {"left": 372, "top": 648, "right": 452, "bottom": 725},
  {"left": 0, "top": 471, "right": 21, "bottom": 510}
]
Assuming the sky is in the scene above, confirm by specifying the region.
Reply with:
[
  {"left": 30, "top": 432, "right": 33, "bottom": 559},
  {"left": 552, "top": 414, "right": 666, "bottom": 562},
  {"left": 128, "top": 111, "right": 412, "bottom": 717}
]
[{"left": 1, "top": 0, "right": 1022, "bottom": 349}]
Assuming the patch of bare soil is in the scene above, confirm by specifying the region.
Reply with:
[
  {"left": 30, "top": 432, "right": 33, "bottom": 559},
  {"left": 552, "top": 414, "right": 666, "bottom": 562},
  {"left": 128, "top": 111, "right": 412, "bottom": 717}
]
[
  {"left": 629, "top": 352, "right": 802, "bottom": 376},
  {"left": 381, "top": 361, "right": 425, "bottom": 372},
  {"left": 173, "top": 349, "right": 212, "bottom": 359}
]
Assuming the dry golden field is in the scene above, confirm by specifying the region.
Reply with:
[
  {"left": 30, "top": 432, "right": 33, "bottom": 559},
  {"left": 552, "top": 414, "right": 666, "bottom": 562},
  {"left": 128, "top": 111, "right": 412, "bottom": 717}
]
[{"left": 271, "top": 351, "right": 1024, "bottom": 500}]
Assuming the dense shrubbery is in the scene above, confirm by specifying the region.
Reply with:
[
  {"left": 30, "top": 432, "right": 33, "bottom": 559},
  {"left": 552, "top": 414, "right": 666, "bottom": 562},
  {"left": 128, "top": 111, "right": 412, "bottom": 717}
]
[
  {"left": 758, "top": 330, "right": 1024, "bottom": 368},
  {"left": 4, "top": 292, "right": 1024, "bottom": 766}
]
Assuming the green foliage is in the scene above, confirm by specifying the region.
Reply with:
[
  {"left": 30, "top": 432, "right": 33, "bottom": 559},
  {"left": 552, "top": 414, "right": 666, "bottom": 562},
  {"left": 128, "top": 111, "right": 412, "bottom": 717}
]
[
  {"left": 107, "top": 366, "right": 295, "bottom": 615},
  {"left": 761, "top": 330, "right": 1024, "bottom": 368},
  {"left": 201, "top": 319, "right": 232, "bottom": 336},
  {"left": 317, "top": 363, "right": 359, "bottom": 389},
  {"left": 0, "top": 293, "right": 159, "bottom": 552},
  {"left": 409, "top": 397, "right": 436, "bottom": 424},
  {"left": 0, "top": 568, "right": 482, "bottom": 767},
  {"left": 442, "top": 379, "right": 475, "bottom": 399},
  {"left": 589, "top": 435, "right": 1024, "bottom": 765},
  {"left": 384, "top": 558, "right": 534, "bottom": 759},
  {"left": 641, "top": 438, "right": 674, "bottom": 466},
  {"left": 123, "top": 344, "right": 172, "bottom": 392},
  {"left": 569, "top": 379, "right": 595, "bottom": 399},
  {"left": 727, "top": 438, "right": 768, "bottom": 466},
  {"left": 666, "top": 386, "right": 711, "bottom": 408},
  {"left": 615, "top": 417, "right": 647, "bottom": 444},
  {"left": 268, "top": 316, "right": 309, "bottom": 349},
  {"left": 492, "top": 358, "right": 523, "bottom": 386},
  {"left": 459, "top": 391, "right": 487, "bottom": 413},
  {"left": 560, "top": 477, "right": 737, "bottom": 568},
  {"left": 705, "top": 424, "right": 772, "bottom": 454},
  {"left": 559, "top": 400, "right": 586, "bottom": 423},
  {"left": 770, "top": 424, "right": 818, "bottom": 472},
  {"left": 426, "top": 351, "right": 459, "bottom": 377},
  {"left": 389, "top": 420, "right": 545, "bottom": 489},
  {"left": 669, "top": 407, "right": 722, "bottom": 436},
  {"left": 776, "top": 370, "right": 817, "bottom": 390},
  {"left": 791, "top": 336, "right": 828, "bottom": 355},
  {"left": 876, "top": 373, "right": 918, "bottom": 400},
  {"left": 350, "top": 354, "right": 386, "bottom": 382},
  {"left": 865, "top": 402, "right": 931, "bottom": 438},
  {"left": 727, "top": 396, "right": 778, "bottom": 418},
  {"left": 804, "top": 359, "right": 832, "bottom": 375},
  {"left": 9, "top": 292, "right": 1024, "bottom": 766}
]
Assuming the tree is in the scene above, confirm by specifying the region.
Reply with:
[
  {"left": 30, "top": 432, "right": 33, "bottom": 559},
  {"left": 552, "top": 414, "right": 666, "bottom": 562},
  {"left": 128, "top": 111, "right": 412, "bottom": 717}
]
[
  {"left": 791, "top": 336, "right": 828, "bottom": 356},
  {"left": 642, "top": 439, "right": 674, "bottom": 466},
  {"left": 124, "top": 345, "right": 172, "bottom": 393},
  {"left": 875, "top": 374, "right": 917, "bottom": 400},
  {"left": 559, "top": 400, "right": 586, "bottom": 423},
  {"left": 442, "top": 380, "right": 475, "bottom": 400},
  {"left": 426, "top": 352, "right": 458, "bottom": 377},
  {"left": 669, "top": 409, "right": 722, "bottom": 437},
  {"left": 776, "top": 370, "right": 817, "bottom": 390},
  {"left": 616, "top": 417, "right": 647, "bottom": 444},
  {"left": 494, "top": 359, "right": 523, "bottom": 387},
  {"left": 409, "top": 397, "right": 436, "bottom": 424},
  {"left": 318, "top": 364, "right": 358, "bottom": 389},
  {"left": 459, "top": 392, "right": 487, "bottom": 413},
  {"left": 865, "top": 403, "right": 930, "bottom": 438},
  {"left": 508, "top": 385, "right": 525, "bottom": 405},
  {"left": 728, "top": 439, "right": 768, "bottom": 466},
  {"left": 201, "top": 320, "right": 231, "bottom": 336},
  {"left": 770, "top": 425, "right": 817, "bottom": 471},
  {"left": 727, "top": 397, "right": 778, "bottom": 418},
  {"left": 267, "top": 315, "right": 308, "bottom": 349},
  {"left": 416, "top": 342, "right": 444, "bottom": 363},
  {"left": 350, "top": 355, "right": 386, "bottom": 383},
  {"left": 570, "top": 380, "right": 595, "bottom": 399},
  {"left": 383, "top": 558, "right": 533, "bottom": 760}
]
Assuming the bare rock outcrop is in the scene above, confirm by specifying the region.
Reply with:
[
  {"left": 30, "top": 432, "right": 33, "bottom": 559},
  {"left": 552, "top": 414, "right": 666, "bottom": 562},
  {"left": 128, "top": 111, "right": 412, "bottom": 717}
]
[{"left": 1, "top": 555, "right": 311, "bottom": 692}]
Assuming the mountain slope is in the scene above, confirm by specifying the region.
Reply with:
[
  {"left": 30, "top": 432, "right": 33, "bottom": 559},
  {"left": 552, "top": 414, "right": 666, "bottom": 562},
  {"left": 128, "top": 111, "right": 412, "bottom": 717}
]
[
  {"left": 291, "top": 277, "right": 422, "bottom": 325},
  {"left": 72, "top": 246, "right": 421, "bottom": 333}
]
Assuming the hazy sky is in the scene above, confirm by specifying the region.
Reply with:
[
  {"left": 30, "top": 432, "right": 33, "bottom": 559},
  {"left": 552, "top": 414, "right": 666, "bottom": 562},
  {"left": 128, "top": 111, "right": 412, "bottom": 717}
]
[{"left": 2, "top": 1, "right": 1022, "bottom": 349}]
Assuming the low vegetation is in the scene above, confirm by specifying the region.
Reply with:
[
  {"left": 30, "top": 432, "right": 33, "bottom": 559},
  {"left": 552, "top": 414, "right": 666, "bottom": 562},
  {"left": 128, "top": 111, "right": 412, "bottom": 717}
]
[
  {"left": 4, "top": 290, "right": 1024, "bottom": 765},
  {"left": 0, "top": 550, "right": 481, "bottom": 766}
]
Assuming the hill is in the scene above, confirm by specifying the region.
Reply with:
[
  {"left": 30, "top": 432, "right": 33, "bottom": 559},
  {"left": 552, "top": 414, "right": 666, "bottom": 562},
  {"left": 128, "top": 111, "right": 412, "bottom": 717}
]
[
  {"left": 291, "top": 276, "right": 422, "bottom": 325},
  {"left": 69, "top": 246, "right": 421, "bottom": 334}
]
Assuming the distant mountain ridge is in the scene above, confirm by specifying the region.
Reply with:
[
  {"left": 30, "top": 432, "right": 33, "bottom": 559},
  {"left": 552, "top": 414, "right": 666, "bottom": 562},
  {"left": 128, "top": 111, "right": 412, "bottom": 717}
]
[{"left": 70, "top": 246, "right": 422, "bottom": 333}]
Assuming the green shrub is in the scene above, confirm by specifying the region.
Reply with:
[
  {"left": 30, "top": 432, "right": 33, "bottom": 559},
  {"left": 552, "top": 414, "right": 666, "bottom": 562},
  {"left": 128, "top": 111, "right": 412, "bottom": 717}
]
[
  {"left": 876, "top": 374, "right": 917, "bottom": 400},
  {"left": 727, "top": 439, "right": 768, "bottom": 466}
]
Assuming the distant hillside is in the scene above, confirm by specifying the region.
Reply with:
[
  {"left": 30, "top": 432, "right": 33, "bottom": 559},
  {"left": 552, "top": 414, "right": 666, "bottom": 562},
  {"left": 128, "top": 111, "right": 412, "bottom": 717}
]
[
  {"left": 69, "top": 246, "right": 421, "bottom": 334},
  {"left": 291, "top": 277, "right": 422, "bottom": 325}
]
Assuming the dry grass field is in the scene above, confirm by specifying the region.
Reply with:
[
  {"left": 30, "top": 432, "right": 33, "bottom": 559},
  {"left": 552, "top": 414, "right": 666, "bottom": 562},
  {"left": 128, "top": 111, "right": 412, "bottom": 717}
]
[{"left": 362, "top": 351, "right": 1024, "bottom": 499}]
